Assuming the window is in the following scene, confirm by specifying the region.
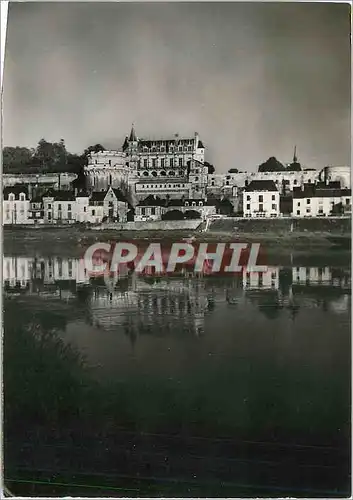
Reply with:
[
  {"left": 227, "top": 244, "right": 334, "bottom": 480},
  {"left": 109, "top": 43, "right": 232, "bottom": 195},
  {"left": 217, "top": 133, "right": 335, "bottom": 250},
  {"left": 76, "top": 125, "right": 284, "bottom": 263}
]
[
  {"left": 48, "top": 204, "right": 52, "bottom": 209},
  {"left": 151, "top": 208, "right": 156, "bottom": 215},
  {"left": 306, "top": 207, "right": 311, "bottom": 213},
  {"left": 318, "top": 208, "right": 323, "bottom": 214},
  {"left": 246, "top": 204, "right": 250, "bottom": 210},
  {"left": 160, "top": 147, "right": 165, "bottom": 152},
  {"left": 48, "top": 213, "right": 52, "bottom": 220},
  {"left": 179, "top": 158, "right": 183, "bottom": 167},
  {"left": 141, "top": 208, "right": 146, "bottom": 215},
  {"left": 297, "top": 201, "right": 301, "bottom": 206},
  {"left": 152, "top": 159, "right": 156, "bottom": 168},
  {"left": 272, "top": 204, "right": 277, "bottom": 210},
  {"left": 259, "top": 195, "right": 263, "bottom": 202},
  {"left": 58, "top": 204, "right": 62, "bottom": 210},
  {"left": 306, "top": 199, "right": 310, "bottom": 204},
  {"left": 271, "top": 195, "right": 275, "bottom": 200},
  {"left": 68, "top": 212, "right": 72, "bottom": 220},
  {"left": 178, "top": 146, "right": 182, "bottom": 152},
  {"left": 346, "top": 198, "right": 350, "bottom": 205},
  {"left": 293, "top": 180, "right": 297, "bottom": 185},
  {"left": 161, "top": 158, "right": 165, "bottom": 168},
  {"left": 188, "top": 146, "right": 192, "bottom": 152},
  {"left": 199, "top": 201, "right": 203, "bottom": 206},
  {"left": 109, "top": 159, "right": 111, "bottom": 166},
  {"left": 92, "top": 210, "right": 95, "bottom": 216},
  {"left": 195, "top": 177, "right": 199, "bottom": 182},
  {"left": 20, "top": 193, "right": 25, "bottom": 201},
  {"left": 170, "top": 159, "right": 174, "bottom": 168},
  {"left": 259, "top": 203, "right": 263, "bottom": 212},
  {"left": 247, "top": 195, "right": 250, "bottom": 201},
  {"left": 83, "top": 206, "right": 86, "bottom": 212},
  {"left": 297, "top": 210, "right": 300, "bottom": 215},
  {"left": 143, "top": 159, "right": 148, "bottom": 168},
  {"left": 226, "top": 181, "right": 229, "bottom": 186}
]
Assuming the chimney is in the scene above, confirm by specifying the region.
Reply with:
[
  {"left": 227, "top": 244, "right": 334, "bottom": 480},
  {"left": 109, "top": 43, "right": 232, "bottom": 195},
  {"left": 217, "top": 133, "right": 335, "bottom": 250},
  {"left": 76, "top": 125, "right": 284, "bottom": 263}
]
[
  {"left": 28, "top": 183, "right": 32, "bottom": 200},
  {"left": 74, "top": 188, "right": 78, "bottom": 198},
  {"left": 194, "top": 131, "right": 199, "bottom": 148}
]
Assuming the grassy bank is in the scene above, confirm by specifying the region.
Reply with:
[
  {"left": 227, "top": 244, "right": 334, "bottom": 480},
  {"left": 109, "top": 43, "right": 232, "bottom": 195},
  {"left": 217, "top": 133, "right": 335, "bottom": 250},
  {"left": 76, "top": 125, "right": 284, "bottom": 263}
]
[{"left": 3, "top": 226, "right": 351, "bottom": 263}]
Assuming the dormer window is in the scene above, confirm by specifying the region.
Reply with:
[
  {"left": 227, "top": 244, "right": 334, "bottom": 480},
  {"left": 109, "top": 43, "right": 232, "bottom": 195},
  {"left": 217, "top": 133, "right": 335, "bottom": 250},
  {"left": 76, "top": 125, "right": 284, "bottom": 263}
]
[
  {"left": 20, "top": 193, "right": 26, "bottom": 201},
  {"left": 199, "top": 201, "right": 203, "bottom": 206},
  {"left": 9, "top": 194, "right": 15, "bottom": 201}
]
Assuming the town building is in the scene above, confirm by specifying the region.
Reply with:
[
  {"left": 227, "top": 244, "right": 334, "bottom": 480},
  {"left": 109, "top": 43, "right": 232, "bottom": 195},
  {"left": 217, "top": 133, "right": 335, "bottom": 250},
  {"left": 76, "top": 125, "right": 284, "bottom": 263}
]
[
  {"left": 243, "top": 180, "right": 280, "bottom": 218},
  {"left": 42, "top": 190, "right": 76, "bottom": 223},
  {"left": 292, "top": 183, "right": 352, "bottom": 217},
  {"left": 87, "top": 186, "right": 129, "bottom": 224},
  {"left": 3, "top": 185, "right": 31, "bottom": 225},
  {"left": 135, "top": 195, "right": 166, "bottom": 222}
]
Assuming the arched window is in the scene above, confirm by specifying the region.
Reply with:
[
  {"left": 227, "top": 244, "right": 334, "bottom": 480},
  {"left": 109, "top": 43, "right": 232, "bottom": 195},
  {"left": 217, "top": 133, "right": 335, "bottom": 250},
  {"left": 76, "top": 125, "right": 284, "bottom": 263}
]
[
  {"left": 160, "top": 171, "right": 166, "bottom": 176},
  {"left": 9, "top": 193, "right": 15, "bottom": 201},
  {"left": 168, "top": 171, "right": 175, "bottom": 176},
  {"left": 151, "top": 171, "right": 157, "bottom": 177},
  {"left": 143, "top": 171, "right": 149, "bottom": 177},
  {"left": 20, "top": 193, "right": 26, "bottom": 201}
]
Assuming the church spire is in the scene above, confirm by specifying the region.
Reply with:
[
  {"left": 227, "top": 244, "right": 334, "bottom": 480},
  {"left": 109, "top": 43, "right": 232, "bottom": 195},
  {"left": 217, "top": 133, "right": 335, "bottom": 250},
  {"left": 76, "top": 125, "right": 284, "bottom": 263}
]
[
  {"left": 129, "top": 124, "right": 137, "bottom": 142},
  {"left": 293, "top": 145, "right": 298, "bottom": 163}
]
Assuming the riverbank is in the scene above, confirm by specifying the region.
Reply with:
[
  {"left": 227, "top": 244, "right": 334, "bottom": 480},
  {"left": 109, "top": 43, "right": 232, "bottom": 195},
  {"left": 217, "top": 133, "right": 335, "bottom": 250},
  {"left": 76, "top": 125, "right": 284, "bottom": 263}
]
[{"left": 3, "top": 226, "right": 351, "bottom": 266}]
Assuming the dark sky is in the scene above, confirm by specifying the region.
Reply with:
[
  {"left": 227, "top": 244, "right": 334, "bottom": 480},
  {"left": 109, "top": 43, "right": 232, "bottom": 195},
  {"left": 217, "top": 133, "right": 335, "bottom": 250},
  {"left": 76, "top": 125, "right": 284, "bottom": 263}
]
[{"left": 3, "top": 2, "right": 351, "bottom": 172}]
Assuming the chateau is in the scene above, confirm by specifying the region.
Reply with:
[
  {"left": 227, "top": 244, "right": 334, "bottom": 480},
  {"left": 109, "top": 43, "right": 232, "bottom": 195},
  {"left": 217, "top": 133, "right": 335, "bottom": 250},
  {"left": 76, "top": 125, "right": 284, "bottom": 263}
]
[{"left": 85, "top": 126, "right": 208, "bottom": 201}]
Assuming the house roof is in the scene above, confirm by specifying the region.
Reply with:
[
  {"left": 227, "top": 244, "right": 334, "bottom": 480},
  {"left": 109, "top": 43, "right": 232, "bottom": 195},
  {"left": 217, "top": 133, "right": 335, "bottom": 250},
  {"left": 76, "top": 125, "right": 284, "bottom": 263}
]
[
  {"left": 3, "top": 185, "right": 29, "bottom": 199},
  {"left": 168, "top": 198, "right": 217, "bottom": 207},
  {"left": 90, "top": 187, "right": 127, "bottom": 203},
  {"left": 245, "top": 180, "right": 278, "bottom": 192},
  {"left": 137, "top": 195, "right": 166, "bottom": 207},
  {"left": 42, "top": 189, "right": 76, "bottom": 201},
  {"left": 293, "top": 187, "right": 348, "bottom": 199}
]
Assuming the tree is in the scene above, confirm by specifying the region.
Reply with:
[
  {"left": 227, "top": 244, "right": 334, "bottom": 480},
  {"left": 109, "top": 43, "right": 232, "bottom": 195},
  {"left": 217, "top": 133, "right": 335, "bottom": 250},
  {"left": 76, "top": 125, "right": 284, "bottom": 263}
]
[
  {"left": 258, "top": 157, "right": 286, "bottom": 173},
  {"left": 83, "top": 144, "right": 105, "bottom": 156},
  {"left": 184, "top": 210, "right": 201, "bottom": 219},
  {"left": 162, "top": 210, "right": 184, "bottom": 221},
  {"left": 228, "top": 168, "right": 238, "bottom": 174},
  {"left": 2, "top": 146, "right": 34, "bottom": 171}
]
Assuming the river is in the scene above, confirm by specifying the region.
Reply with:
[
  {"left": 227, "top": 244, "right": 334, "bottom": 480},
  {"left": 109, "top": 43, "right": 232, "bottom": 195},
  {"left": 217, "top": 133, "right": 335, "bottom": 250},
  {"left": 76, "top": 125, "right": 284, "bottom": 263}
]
[{"left": 3, "top": 250, "right": 351, "bottom": 497}]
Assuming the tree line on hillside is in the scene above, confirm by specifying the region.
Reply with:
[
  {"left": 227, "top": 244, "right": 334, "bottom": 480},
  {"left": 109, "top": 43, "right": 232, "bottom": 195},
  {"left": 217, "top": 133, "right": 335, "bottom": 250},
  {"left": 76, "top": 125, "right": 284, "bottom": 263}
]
[{"left": 3, "top": 140, "right": 105, "bottom": 175}]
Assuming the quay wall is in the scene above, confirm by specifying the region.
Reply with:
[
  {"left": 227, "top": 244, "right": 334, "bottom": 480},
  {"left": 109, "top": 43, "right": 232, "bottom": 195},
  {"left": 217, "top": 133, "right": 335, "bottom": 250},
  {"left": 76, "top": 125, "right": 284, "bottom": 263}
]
[
  {"left": 92, "top": 220, "right": 203, "bottom": 231},
  {"left": 209, "top": 217, "right": 351, "bottom": 235}
]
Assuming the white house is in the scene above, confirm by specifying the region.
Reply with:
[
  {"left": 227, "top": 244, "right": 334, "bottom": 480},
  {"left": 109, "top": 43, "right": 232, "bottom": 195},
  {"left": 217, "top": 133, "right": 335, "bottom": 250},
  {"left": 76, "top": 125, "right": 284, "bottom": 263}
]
[
  {"left": 243, "top": 180, "right": 280, "bottom": 218},
  {"left": 75, "top": 190, "right": 90, "bottom": 223},
  {"left": 292, "top": 184, "right": 352, "bottom": 217},
  {"left": 42, "top": 190, "right": 76, "bottom": 223},
  {"left": 3, "top": 185, "right": 31, "bottom": 225}
]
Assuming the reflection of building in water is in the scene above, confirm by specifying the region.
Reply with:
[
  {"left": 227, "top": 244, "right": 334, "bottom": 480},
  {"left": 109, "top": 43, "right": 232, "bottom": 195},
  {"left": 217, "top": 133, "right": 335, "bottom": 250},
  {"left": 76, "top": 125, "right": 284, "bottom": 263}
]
[
  {"left": 242, "top": 267, "right": 279, "bottom": 290},
  {"left": 3, "top": 256, "right": 350, "bottom": 319},
  {"left": 292, "top": 267, "right": 351, "bottom": 288},
  {"left": 87, "top": 276, "right": 210, "bottom": 337},
  {"left": 3, "top": 256, "right": 31, "bottom": 289}
]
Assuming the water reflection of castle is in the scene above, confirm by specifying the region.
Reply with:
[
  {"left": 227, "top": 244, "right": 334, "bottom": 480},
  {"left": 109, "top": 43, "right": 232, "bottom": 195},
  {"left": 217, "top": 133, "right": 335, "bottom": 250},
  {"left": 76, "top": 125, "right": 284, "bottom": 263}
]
[{"left": 3, "top": 257, "right": 351, "bottom": 334}]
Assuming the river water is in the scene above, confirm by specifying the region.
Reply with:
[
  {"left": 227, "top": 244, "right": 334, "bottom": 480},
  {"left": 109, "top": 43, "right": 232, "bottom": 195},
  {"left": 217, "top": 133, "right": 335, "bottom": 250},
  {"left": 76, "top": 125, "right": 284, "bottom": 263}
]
[{"left": 3, "top": 251, "right": 351, "bottom": 497}]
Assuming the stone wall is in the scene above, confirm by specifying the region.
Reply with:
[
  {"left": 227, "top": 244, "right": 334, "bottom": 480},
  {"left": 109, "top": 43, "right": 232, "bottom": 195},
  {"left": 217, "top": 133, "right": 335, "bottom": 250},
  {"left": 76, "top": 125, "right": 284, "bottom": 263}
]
[
  {"left": 93, "top": 220, "right": 202, "bottom": 231},
  {"left": 209, "top": 216, "right": 351, "bottom": 234}
]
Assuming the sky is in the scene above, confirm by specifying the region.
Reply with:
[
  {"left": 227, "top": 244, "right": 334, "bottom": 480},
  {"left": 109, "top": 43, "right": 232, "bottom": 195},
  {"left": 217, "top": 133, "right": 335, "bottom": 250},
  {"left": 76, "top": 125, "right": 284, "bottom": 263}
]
[{"left": 2, "top": 2, "right": 351, "bottom": 173}]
